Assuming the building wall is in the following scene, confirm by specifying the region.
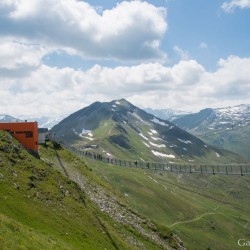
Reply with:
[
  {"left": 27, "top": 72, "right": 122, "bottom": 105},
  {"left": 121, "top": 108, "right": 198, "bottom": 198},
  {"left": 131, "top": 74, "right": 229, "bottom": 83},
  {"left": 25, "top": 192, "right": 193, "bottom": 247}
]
[
  {"left": 38, "top": 132, "right": 49, "bottom": 144},
  {"left": 0, "top": 122, "right": 38, "bottom": 151}
]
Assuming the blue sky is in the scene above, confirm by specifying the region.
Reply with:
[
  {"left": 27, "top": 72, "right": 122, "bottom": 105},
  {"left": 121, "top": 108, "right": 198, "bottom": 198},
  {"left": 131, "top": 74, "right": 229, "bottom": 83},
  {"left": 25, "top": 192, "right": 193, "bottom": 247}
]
[{"left": 0, "top": 0, "right": 250, "bottom": 117}]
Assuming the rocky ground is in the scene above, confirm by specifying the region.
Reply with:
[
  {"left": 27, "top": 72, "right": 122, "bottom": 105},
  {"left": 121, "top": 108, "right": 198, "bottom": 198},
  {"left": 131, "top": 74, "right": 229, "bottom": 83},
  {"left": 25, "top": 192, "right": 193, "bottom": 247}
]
[{"left": 50, "top": 148, "right": 186, "bottom": 250}]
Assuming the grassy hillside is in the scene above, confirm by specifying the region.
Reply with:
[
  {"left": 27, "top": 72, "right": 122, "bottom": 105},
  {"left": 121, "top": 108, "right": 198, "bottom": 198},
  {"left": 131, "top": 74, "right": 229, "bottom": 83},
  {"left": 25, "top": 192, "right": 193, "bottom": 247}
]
[
  {"left": 199, "top": 126, "right": 250, "bottom": 161},
  {"left": 83, "top": 157, "right": 250, "bottom": 250},
  {"left": 0, "top": 131, "right": 183, "bottom": 250}
]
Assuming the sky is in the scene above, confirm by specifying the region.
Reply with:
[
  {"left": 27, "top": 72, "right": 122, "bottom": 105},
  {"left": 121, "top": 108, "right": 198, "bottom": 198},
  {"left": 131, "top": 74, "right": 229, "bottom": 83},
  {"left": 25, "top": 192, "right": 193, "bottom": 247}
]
[{"left": 0, "top": 0, "right": 250, "bottom": 117}]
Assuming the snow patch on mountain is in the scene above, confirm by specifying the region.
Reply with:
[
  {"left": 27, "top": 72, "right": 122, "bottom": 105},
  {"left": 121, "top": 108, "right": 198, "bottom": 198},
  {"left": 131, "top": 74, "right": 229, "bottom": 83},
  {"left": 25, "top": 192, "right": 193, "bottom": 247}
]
[
  {"left": 216, "top": 152, "right": 220, "bottom": 158},
  {"left": 149, "top": 142, "right": 166, "bottom": 148},
  {"left": 178, "top": 138, "right": 192, "bottom": 144},
  {"left": 151, "top": 150, "right": 175, "bottom": 158},
  {"left": 151, "top": 136, "right": 161, "bottom": 141},
  {"left": 150, "top": 129, "right": 158, "bottom": 134},
  {"left": 131, "top": 112, "right": 150, "bottom": 125},
  {"left": 80, "top": 129, "right": 92, "bottom": 136},
  {"left": 103, "top": 150, "right": 113, "bottom": 157},
  {"left": 151, "top": 117, "right": 169, "bottom": 126},
  {"left": 139, "top": 133, "right": 149, "bottom": 141},
  {"left": 133, "top": 113, "right": 143, "bottom": 122},
  {"left": 73, "top": 128, "right": 95, "bottom": 141},
  {"left": 142, "top": 141, "right": 150, "bottom": 147}
]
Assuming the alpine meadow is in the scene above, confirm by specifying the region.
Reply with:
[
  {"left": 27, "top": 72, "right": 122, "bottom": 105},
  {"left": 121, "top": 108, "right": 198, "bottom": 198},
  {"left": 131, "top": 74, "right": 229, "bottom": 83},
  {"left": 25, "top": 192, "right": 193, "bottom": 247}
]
[{"left": 0, "top": 0, "right": 250, "bottom": 249}]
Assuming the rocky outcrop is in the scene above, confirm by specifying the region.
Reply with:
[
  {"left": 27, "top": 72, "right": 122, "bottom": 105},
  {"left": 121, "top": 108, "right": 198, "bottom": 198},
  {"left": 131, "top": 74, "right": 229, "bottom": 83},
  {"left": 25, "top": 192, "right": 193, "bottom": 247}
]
[{"left": 69, "top": 170, "right": 185, "bottom": 250}]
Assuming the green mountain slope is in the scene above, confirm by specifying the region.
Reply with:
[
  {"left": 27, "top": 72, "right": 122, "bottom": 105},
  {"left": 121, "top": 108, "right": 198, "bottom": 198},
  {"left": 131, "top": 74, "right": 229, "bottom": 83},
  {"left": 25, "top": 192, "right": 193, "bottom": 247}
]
[
  {"left": 0, "top": 131, "right": 184, "bottom": 250},
  {"left": 199, "top": 127, "right": 250, "bottom": 161},
  {"left": 84, "top": 157, "right": 250, "bottom": 250},
  {"left": 51, "top": 99, "right": 245, "bottom": 164}
]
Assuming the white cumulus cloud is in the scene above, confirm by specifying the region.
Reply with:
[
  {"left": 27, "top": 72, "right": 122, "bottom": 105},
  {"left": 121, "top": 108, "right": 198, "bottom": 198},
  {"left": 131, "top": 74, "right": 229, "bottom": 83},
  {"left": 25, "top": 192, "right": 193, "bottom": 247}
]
[
  {"left": 0, "top": 55, "right": 249, "bottom": 117},
  {"left": 222, "top": 0, "right": 250, "bottom": 12},
  {"left": 0, "top": 0, "right": 167, "bottom": 62},
  {"left": 0, "top": 40, "right": 49, "bottom": 71}
]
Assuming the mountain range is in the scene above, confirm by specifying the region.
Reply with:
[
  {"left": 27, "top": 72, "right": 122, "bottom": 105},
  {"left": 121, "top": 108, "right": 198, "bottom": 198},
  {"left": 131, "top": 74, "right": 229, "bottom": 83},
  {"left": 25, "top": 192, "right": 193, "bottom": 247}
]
[
  {"left": 172, "top": 104, "right": 250, "bottom": 133},
  {"left": 0, "top": 114, "right": 65, "bottom": 129},
  {"left": 51, "top": 99, "right": 245, "bottom": 164},
  {"left": 1, "top": 102, "right": 249, "bottom": 161},
  {"left": 1, "top": 101, "right": 249, "bottom": 249},
  {"left": 144, "top": 108, "right": 190, "bottom": 121},
  {"left": 0, "top": 114, "right": 22, "bottom": 122},
  {"left": 170, "top": 104, "right": 250, "bottom": 161},
  {"left": 144, "top": 104, "right": 250, "bottom": 161}
]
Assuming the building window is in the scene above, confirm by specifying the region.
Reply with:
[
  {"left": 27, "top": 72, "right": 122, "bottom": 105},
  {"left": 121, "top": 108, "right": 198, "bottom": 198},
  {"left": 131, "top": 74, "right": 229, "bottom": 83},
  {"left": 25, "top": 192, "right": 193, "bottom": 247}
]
[{"left": 25, "top": 132, "right": 33, "bottom": 138}]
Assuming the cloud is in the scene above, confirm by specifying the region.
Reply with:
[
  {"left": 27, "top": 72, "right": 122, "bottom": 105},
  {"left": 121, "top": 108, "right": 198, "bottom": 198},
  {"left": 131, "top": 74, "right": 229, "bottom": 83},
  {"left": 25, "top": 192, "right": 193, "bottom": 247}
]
[
  {"left": 222, "top": 0, "right": 250, "bottom": 12},
  {"left": 1, "top": 55, "right": 249, "bottom": 117},
  {"left": 199, "top": 42, "right": 208, "bottom": 49},
  {"left": 1, "top": 1, "right": 248, "bottom": 118},
  {"left": 0, "top": 40, "right": 48, "bottom": 71},
  {"left": 173, "top": 46, "right": 189, "bottom": 60},
  {"left": 0, "top": 0, "right": 167, "bottom": 62}
]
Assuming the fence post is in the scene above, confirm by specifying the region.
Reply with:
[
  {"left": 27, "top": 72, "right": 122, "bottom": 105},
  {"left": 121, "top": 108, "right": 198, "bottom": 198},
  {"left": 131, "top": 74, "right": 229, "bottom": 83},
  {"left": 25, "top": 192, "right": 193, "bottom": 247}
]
[
  {"left": 190, "top": 165, "right": 192, "bottom": 173},
  {"left": 240, "top": 165, "right": 243, "bottom": 176},
  {"left": 226, "top": 165, "right": 228, "bottom": 175}
]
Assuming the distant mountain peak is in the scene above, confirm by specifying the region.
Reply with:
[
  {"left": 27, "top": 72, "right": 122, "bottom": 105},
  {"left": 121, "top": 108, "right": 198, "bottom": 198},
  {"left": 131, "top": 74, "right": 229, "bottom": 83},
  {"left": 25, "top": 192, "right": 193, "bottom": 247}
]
[
  {"left": 51, "top": 99, "right": 244, "bottom": 164},
  {"left": 110, "top": 98, "right": 135, "bottom": 108},
  {"left": 0, "top": 114, "right": 22, "bottom": 122},
  {"left": 144, "top": 107, "right": 191, "bottom": 121}
]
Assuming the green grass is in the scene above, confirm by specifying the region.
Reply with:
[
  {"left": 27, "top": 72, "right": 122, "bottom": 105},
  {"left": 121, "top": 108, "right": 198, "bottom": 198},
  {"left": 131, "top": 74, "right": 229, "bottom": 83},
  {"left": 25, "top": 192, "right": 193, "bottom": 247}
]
[
  {"left": 0, "top": 133, "right": 127, "bottom": 249},
  {"left": 39, "top": 141, "right": 182, "bottom": 249},
  {"left": 84, "top": 157, "right": 250, "bottom": 250},
  {"left": 2, "top": 127, "right": 247, "bottom": 249},
  {"left": 0, "top": 131, "right": 179, "bottom": 249},
  {"left": 73, "top": 118, "right": 246, "bottom": 165},
  {"left": 199, "top": 126, "right": 250, "bottom": 161}
]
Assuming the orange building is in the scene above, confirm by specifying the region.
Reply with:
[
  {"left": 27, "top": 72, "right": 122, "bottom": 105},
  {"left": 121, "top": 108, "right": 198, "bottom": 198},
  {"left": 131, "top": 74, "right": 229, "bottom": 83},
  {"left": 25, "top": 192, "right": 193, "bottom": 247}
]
[{"left": 0, "top": 122, "right": 38, "bottom": 151}]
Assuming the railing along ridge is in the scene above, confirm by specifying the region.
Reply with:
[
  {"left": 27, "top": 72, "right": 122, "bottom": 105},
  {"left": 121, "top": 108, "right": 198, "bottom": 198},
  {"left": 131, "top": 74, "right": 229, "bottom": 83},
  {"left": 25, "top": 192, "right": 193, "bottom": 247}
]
[{"left": 48, "top": 134, "right": 250, "bottom": 176}]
